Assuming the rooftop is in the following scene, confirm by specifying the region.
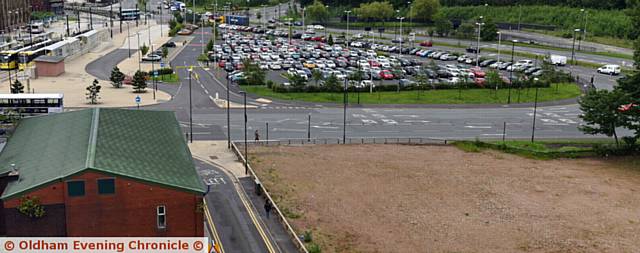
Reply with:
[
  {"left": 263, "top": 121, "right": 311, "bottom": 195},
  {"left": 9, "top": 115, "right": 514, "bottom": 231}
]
[{"left": 0, "top": 108, "right": 205, "bottom": 199}]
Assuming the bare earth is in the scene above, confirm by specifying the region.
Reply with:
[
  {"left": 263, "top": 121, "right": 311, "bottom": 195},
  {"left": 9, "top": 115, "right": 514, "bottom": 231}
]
[{"left": 249, "top": 144, "right": 640, "bottom": 253}]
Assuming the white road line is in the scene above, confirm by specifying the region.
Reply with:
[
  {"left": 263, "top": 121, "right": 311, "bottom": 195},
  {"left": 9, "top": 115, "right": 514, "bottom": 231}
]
[{"left": 464, "top": 126, "right": 492, "bottom": 129}]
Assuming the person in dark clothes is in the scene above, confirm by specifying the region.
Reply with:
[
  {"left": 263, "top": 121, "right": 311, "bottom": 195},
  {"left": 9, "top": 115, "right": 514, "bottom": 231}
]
[
  {"left": 264, "top": 200, "right": 272, "bottom": 218},
  {"left": 255, "top": 130, "right": 260, "bottom": 141}
]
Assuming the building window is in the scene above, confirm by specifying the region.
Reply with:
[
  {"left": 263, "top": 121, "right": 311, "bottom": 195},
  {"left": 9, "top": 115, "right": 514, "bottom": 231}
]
[
  {"left": 157, "top": 205, "right": 166, "bottom": 229},
  {"left": 97, "top": 178, "right": 115, "bottom": 195},
  {"left": 67, "top": 181, "right": 85, "bottom": 197}
]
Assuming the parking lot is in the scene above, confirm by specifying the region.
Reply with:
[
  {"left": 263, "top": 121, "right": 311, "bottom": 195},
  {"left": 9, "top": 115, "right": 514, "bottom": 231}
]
[{"left": 208, "top": 23, "right": 595, "bottom": 91}]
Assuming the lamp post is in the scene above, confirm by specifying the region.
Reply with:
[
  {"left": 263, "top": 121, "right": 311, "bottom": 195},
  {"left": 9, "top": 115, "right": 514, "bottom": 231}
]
[
  {"left": 110, "top": 3, "right": 113, "bottom": 38},
  {"left": 227, "top": 72, "right": 231, "bottom": 149},
  {"left": 286, "top": 17, "right": 292, "bottom": 45},
  {"left": 531, "top": 79, "right": 539, "bottom": 143},
  {"left": 407, "top": 1, "right": 412, "bottom": 26},
  {"left": 342, "top": 77, "right": 348, "bottom": 144},
  {"left": 475, "top": 16, "right": 485, "bottom": 67},
  {"left": 497, "top": 31, "right": 501, "bottom": 63},
  {"left": 188, "top": 67, "right": 193, "bottom": 143},
  {"left": 344, "top": 10, "right": 351, "bottom": 49},
  {"left": 397, "top": 16, "right": 405, "bottom": 58},
  {"left": 508, "top": 39, "right": 517, "bottom": 104},
  {"left": 127, "top": 22, "right": 131, "bottom": 58},
  {"left": 302, "top": 7, "right": 305, "bottom": 28},
  {"left": 240, "top": 91, "right": 248, "bottom": 175},
  {"left": 571, "top": 28, "right": 580, "bottom": 63},
  {"left": 151, "top": 45, "right": 156, "bottom": 100},
  {"left": 137, "top": 32, "right": 141, "bottom": 71},
  {"left": 579, "top": 9, "right": 588, "bottom": 51}
]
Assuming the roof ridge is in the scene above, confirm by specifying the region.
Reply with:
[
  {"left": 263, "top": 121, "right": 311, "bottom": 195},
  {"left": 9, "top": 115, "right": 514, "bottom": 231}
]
[{"left": 85, "top": 108, "right": 100, "bottom": 169}]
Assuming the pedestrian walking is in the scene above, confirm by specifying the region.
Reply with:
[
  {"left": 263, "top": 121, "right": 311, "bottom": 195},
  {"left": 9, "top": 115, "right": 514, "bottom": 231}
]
[
  {"left": 264, "top": 200, "right": 272, "bottom": 218},
  {"left": 590, "top": 75, "right": 594, "bottom": 85},
  {"left": 255, "top": 130, "right": 260, "bottom": 141}
]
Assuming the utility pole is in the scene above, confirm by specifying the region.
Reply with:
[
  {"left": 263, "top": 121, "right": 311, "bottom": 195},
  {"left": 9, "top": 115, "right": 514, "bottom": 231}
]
[
  {"left": 571, "top": 28, "right": 580, "bottom": 63},
  {"left": 497, "top": 31, "right": 501, "bottom": 63},
  {"left": 475, "top": 16, "right": 484, "bottom": 67},
  {"left": 66, "top": 15, "right": 70, "bottom": 37},
  {"left": 343, "top": 78, "right": 348, "bottom": 144},
  {"left": 188, "top": 67, "right": 193, "bottom": 143},
  {"left": 127, "top": 22, "right": 131, "bottom": 58},
  {"left": 227, "top": 72, "right": 231, "bottom": 149},
  {"left": 110, "top": 4, "right": 113, "bottom": 38},
  {"left": 119, "top": 2, "right": 123, "bottom": 33},
  {"left": 242, "top": 91, "right": 248, "bottom": 175},
  {"left": 89, "top": 7, "right": 93, "bottom": 30},
  {"left": 344, "top": 10, "right": 351, "bottom": 50},
  {"left": 137, "top": 32, "right": 141, "bottom": 71},
  {"left": 508, "top": 40, "right": 516, "bottom": 104},
  {"left": 531, "top": 86, "right": 539, "bottom": 143},
  {"left": 307, "top": 114, "right": 311, "bottom": 141},
  {"left": 397, "top": 16, "right": 405, "bottom": 58}
]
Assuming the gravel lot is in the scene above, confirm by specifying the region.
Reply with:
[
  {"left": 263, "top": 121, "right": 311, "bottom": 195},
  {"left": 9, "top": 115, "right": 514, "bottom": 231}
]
[{"left": 250, "top": 144, "right": 640, "bottom": 253}]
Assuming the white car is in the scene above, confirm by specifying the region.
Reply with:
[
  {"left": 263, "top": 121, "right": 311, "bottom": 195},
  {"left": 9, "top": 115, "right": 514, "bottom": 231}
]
[
  {"left": 315, "top": 62, "right": 326, "bottom": 69},
  {"left": 259, "top": 63, "right": 270, "bottom": 70},
  {"left": 325, "top": 61, "right": 336, "bottom": 68},
  {"left": 313, "top": 25, "right": 324, "bottom": 30},
  {"left": 359, "top": 80, "right": 374, "bottom": 88},
  {"left": 270, "top": 64, "right": 282, "bottom": 70},
  {"left": 597, "top": 64, "right": 621, "bottom": 75}
]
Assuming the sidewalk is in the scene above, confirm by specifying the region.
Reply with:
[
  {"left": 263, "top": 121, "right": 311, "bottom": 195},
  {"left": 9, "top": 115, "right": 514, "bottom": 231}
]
[{"left": 0, "top": 21, "right": 173, "bottom": 108}]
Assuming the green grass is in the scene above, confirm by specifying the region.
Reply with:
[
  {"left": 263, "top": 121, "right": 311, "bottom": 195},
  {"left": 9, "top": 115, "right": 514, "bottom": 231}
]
[
  {"left": 525, "top": 29, "right": 634, "bottom": 49},
  {"left": 241, "top": 83, "right": 580, "bottom": 104},
  {"left": 453, "top": 139, "right": 612, "bottom": 159},
  {"left": 512, "top": 42, "right": 633, "bottom": 60},
  {"left": 153, "top": 73, "right": 179, "bottom": 83}
]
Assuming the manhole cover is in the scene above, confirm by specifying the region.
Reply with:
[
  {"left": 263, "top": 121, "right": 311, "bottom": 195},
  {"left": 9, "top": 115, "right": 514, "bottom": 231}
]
[{"left": 209, "top": 156, "right": 218, "bottom": 160}]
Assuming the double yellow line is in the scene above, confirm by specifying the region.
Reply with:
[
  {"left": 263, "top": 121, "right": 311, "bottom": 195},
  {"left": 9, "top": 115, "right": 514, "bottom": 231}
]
[
  {"left": 203, "top": 199, "right": 224, "bottom": 253},
  {"left": 236, "top": 183, "right": 277, "bottom": 253}
]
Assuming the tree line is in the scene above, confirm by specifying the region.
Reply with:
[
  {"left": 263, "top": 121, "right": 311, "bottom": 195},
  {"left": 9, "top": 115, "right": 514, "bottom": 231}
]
[{"left": 301, "top": 0, "right": 630, "bottom": 10}]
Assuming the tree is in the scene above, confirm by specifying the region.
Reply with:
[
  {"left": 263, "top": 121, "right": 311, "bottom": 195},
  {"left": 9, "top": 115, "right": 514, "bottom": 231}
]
[
  {"left": 174, "top": 12, "right": 184, "bottom": 24},
  {"left": 312, "top": 69, "right": 323, "bottom": 86},
  {"left": 11, "top": 80, "right": 24, "bottom": 94},
  {"left": 306, "top": 0, "right": 329, "bottom": 23},
  {"left": 481, "top": 19, "right": 498, "bottom": 41},
  {"left": 109, "top": 66, "right": 125, "bottom": 88},
  {"left": 327, "top": 34, "right": 334, "bottom": 45},
  {"left": 485, "top": 70, "right": 502, "bottom": 89},
  {"left": 410, "top": 0, "right": 440, "bottom": 22},
  {"left": 140, "top": 44, "right": 149, "bottom": 56},
  {"left": 206, "top": 39, "right": 214, "bottom": 52},
  {"left": 256, "top": 11, "right": 262, "bottom": 21},
  {"left": 286, "top": 73, "right": 307, "bottom": 89},
  {"left": 132, "top": 70, "right": 148, "bottom": 92},
  {"left": 243, "top": 59, "right": 266, "bottom": 85},
  {"left": 579, "top": 89, "right": 624, "bottom": 146},
  {"left": 456, "top": 23, "right": 475, "bottom": 40},
  {"left": 162, "top": 46, "right": 169, "bottom": 59},
  {"left": 324, "top": 74, "right": 340, "bottom": 92},
  {"left": 433, "top": 15, "right": 452, "bottom": 36},
  {"left": 355, "top": 1, "right": 394, "bottom": 23},
  {"left": 86, "top": 79, "right": 101, "bottom": 104}
]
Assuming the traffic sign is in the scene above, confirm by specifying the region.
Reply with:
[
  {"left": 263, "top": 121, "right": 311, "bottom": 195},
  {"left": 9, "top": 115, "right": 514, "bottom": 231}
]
[
  {"left": 135, "top": 96, "right": 141, "bottom": 103},
  {"left": 153, "top": 70, "right": 158, "bottom": 77},
  {"left": 160, "top": 62, "right": 165, "bottom": 68}
]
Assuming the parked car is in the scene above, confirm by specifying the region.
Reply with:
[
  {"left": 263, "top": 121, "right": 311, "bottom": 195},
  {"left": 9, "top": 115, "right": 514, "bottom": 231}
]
[
  {"left": 419, "top": 40, "right": 433, "bottom": 47},
  {"left": 466, "top": 46, "right": 479, "bottom": 54},
  {"left": 142, "top": 54, "right": 161, "bottom": 61}
]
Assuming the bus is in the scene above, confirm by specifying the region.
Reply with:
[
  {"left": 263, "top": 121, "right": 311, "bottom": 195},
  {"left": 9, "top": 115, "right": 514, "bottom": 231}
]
[
  {"left": 29, "top": 22, "right": 45, "bottom": 34},
  {"left": 120, "top": 8, "right": 141, "bottom": 20},
  {"left": 18, "top": 48, "right": 47, "bottom": 70},
  {"left": 0, "top": 93, "right": 64, "bottom": 114}
]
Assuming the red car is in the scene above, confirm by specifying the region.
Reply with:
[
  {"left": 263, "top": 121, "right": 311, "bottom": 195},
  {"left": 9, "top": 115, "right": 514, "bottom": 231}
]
[
  {"left": 470, "top": 67, "right": 486, "bottom": 78},
  {"left": 218, "top": 60, "right": 226, "bottom": 68},
  {"left": 369, "top": 60, "right": 381, "bottom": 67},
  {"left": 311, "top": 36, "right": 324, "bottom": 42},
  {"left": 419, "top": 40, "right": 433, "bottom": 47},
  {"left": 474, "top": 78, "right": 486, "bottom": 87},
  {"left": 379, "top": 70, "right": 394, "bottom": 80}
]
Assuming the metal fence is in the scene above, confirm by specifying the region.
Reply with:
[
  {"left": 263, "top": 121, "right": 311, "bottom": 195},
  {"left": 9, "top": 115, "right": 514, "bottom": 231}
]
[
  {"left": 230, "top": 142, "right": 309, "bottom": 253},
  {"left": 240, "top": 137, "right": 450, "bottom": 146}
]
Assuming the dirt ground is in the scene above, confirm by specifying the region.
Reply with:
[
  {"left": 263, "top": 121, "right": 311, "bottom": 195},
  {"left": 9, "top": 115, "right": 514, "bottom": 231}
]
[{"left": 249, "top": 144, "right": 640, "bottom": 253}]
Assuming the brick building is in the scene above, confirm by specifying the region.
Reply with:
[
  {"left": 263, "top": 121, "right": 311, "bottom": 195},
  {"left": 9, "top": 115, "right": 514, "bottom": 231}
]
[
  {"left": 0, "top": 108, "right": 206, "bottom": 236},
  {"left": 0, "top": 0, "right": 32, "bottom": 34}
]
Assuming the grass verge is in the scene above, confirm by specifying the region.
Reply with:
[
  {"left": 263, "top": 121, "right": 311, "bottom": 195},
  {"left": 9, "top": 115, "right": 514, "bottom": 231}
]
[
  {"left": 240, "top": 83, "right": 580, "bottom": 104},
  {"left": 153, "top": 73, "right": 180, "bottom": 83},
  {"left": 452, "top": 139, "right": 616, "bottom": 159}
]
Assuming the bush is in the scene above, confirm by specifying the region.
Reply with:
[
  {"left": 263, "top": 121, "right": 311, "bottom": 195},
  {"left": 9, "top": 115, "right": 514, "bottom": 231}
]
[{"left": 157, "top": 68, "right": 174, "bottom": 75}]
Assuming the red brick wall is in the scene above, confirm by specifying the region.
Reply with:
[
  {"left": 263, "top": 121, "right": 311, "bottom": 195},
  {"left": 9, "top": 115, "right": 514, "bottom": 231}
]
[
  {"left": 3, "top": 182, "right": 67, "bottom": 236},
  {"left": 3, "top": 171, "right": 203, "bottom": 237},
  {"left": 35, "top": 61, "right": 64, "bottom": 77},
  {"left": 63, "top": 171, "right": 203, "bottom": 237}
]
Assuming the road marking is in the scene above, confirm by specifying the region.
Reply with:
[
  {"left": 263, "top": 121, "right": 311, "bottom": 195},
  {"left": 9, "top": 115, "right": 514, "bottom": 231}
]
[
  {"left": 234, "top": 180, "right": 277, "bottom": 253},
  {"left": 204, "top": 89, "right": 209, "bottom": 94},
  {"left": 371, "top": 113, "right": 386, "bottom": 118},
  {"left": 464, "top": 125, "right": 492, "bottom": 129},
  {"left": 392, "top": 114, "right": 418, "bottom": 118},
  {"left": 202, "top": 199, "right": 225, "bottom": 253},
  {"left": 540, "top": 118, "right": 558, "bottom": 123},
  {"left": 361, "top": 119, "right": 377, "bottom": 124},
  {"left": 368, "top": 130, "right": 400, "bottom": 133},
  {"left": 404, "top": 120, "right": 431, "bottom": 123},
  {"left": 312, "top": 125, "right": 339, "bottom": 129},
  {"left": 481, "top": 134, "right": 505, "bottom": 136},
  {"left": 272, "top": 128, "right": 306, "bottom": 132},
  {"left": 558, "top": 118, "right": 578, "bottom": 124},
  {"left": 381, "top": 119, "right": 398, "bottom": 125}
]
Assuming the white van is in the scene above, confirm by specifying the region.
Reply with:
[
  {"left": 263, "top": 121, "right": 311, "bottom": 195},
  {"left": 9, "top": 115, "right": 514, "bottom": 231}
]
[
  {"left": 548, "top": 55, "right": 567, "bottom": 66},
  {"left": 597, "top": 64, "right": 621, "bottom": 75}
]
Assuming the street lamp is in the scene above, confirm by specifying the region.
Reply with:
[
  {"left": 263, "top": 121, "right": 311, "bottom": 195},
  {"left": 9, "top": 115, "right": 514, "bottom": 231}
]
[
  {"left": 227, "top": 72, "right": 231, "bottom": 149},
  {"left": 407, "top": 1, "right": 412, "bottom": 27},
  {"left": 188, "top": 67, "right": 194, "bottom": 143},
  {"left": 397, "top": 16, "right": 405, "bottom": 58},
  {"left": 475, "top": 16, "right": 485, "bottom": 67},
  {"left": 571, "top": 28, "right": 580, "bottom": 63},
  {"left": 508, "top": 39, "right": 517, "bottom": 104},
  {"left": 579, "top": 8, "right": 588, "bottom": 51},
  {"left": 137, "top": 32, "right": 141, "bottom": 71},
  {"left": 240, "top": 91, "right": 248, "bottom": 174},
  {"left": 127, "top": 22, "right": 131, "bottom": 58},
  {"left": 497, "top": 31, "right": 502, "bottom": 63},
  {"left": 344, "top": 10, "right": 352, "bottom": 49},
  {"left": 302, "top": 7, "right": 306, "bottom": 28},
  {"left": 531, "top": 78, "right": 540, "bottom": 143},
  {"left": 342, "top": 77, "right": 348, "bottom": 144}
]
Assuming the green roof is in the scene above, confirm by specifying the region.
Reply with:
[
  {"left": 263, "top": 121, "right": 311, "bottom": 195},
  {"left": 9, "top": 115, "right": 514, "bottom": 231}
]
[{"left": 0, "top": 108, "right": 205, "bottom": 199}]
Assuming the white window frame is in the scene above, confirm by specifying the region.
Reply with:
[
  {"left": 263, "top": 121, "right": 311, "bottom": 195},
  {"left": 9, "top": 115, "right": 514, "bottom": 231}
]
[{"left": 157, "top": 205, "right": 166, "bottom": 229}]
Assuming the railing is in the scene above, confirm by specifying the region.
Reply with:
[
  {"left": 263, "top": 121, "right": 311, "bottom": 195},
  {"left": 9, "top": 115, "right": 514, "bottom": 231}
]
[
  {"left": 230, "top": 141, "right": 309, "bottom": 253},
  {"left": 240, "top": 136, "right": 449, "bottom": 146}
]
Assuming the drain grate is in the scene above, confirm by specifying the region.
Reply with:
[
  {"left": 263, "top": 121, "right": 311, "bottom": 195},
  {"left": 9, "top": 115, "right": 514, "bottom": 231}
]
[{"left": 209, "top": 156, "right": 218, "bottom": 160}]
